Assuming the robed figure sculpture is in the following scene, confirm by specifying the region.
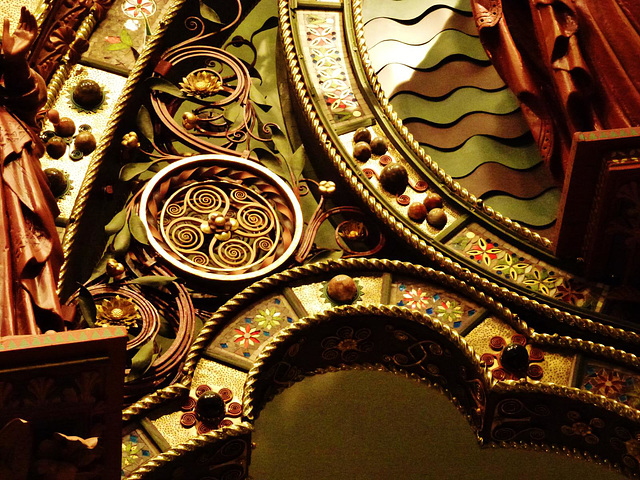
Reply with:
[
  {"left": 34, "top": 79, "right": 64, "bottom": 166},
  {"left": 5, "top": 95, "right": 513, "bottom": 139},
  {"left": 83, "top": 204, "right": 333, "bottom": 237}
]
[
  {"left": 0, "top": 8, "right": 67, "bottom": 336},
  {"left": 470, "top": 0, "right": 640, "bottom": 177}
]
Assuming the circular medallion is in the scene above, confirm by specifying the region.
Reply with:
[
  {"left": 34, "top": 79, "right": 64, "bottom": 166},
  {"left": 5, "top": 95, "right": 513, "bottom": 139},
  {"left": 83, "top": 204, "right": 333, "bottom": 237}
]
[{"left": 139, "top": 155, "right": 303, "bottom": 282}]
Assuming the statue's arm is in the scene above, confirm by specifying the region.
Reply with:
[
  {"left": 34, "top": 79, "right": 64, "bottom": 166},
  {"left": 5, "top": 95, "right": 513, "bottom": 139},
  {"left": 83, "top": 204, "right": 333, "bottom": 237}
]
[
  {"left": 470, "top": 0, "right": 539, "bottom": 104},
  {"left": 1, "top": 8, "right": 46, "bottom": 122},
  {"left": 2, "top": 8, "right": 38, "bottom": 93}
]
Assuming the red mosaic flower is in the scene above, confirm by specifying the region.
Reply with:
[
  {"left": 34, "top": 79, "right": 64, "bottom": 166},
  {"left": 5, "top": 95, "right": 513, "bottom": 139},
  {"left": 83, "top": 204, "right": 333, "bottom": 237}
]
[
  {"left": 233, "top": 325, "right": 261, "bottom": 349},
  {"left": 467, "top": 238, "right": 501, "bottom": 266},
  {"left": 589, "top": 369, "right": 628, "bottom": 397},
  {"left": 402, "top": 287, "right": 429, "bottom": 310},
  {"left": 554, "top": 279, "right": 587, "bottom": 305},
  {"left": 122, "top": 0, "right": 156, "bottom": 18}
]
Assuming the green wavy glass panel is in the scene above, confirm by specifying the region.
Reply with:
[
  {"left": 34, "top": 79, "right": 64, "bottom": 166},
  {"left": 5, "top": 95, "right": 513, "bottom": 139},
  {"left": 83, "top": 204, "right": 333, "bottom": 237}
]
[
  {"left": 391, "top": 87, "right": 519, "bottom": 125},
  {"left": 363, "top": 0, "right": 473, "bottom": 23},
  {"left": 420, "top": 137, "right": 542, "bottom": 177},
  {"left": 481, "top": 188, "right": 561, "bottom": 227},
  {"left": 369, "top": 31, "right": 489, "bottom": 71}
]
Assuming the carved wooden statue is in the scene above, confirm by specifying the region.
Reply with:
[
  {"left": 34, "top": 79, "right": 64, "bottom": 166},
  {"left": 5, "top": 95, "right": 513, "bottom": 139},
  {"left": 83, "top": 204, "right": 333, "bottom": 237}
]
[
  {"left": 470, "top": 0, "right": 640, "bottom": 177},
  {"left": 0, "top": 8, "right": 67, "bottom": 335}
]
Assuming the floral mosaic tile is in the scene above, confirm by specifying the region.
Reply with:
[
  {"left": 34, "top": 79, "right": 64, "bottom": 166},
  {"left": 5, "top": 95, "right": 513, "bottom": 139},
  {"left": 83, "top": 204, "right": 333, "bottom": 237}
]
[
  {"left": 580, "top": 361, "right": 640, "bottom": 409},
  {"left": 446, "top": 223, "right": 606, "bottom": 311},
  {"left": 390, "top": 278, "right": 484, "bottom": 333},
  {"left": 84, "top": 0, "right": 174, "bottom": 72},
  {"left": 297, "top": 10, "right": 366, "bottom": 125},
  {"left": 121, "top": 425, "right": 159, "bottom": 477},
  {"left": 206, "top": 295, "right": 298, "bottom": 369}
]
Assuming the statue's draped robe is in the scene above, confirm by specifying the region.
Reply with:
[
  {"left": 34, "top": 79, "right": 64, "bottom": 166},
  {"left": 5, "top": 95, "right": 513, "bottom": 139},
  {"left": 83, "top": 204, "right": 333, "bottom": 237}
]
[
  {"left": 0, "top": 74, "right": 66, "bottom": 336},
  {"left": 471, "top": 0, "right": 640, "bottom": 175}
]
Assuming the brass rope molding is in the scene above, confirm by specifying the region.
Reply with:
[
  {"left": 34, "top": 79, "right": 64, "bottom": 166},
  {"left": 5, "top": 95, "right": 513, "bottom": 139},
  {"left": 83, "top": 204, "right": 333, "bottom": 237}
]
[
  {"left": 347, "top": 0, "right": 552, "bottom": 250},
  {"left": 276, "top": 0, "right": 640, "bottom": 345},
  {"left": 124, "top": 260, "right": 640, "bottom": 478},
  {"left": 241, "top": 303, "right": 640, "bottom": 425},
  {"left": 123, "top": 257, "right": 640, "bottom": 426},
  {"left": 59, "top": 0, "right": 192, "bottom": 292},
  {"left": 239, "top": 306, "right": 639, "bottom": 478},
  {"left": 126, "top": 422, "right": 252, "bottom": 479},
  {"left": 241, "top": 304, "right": 488, "bottom": 420}
]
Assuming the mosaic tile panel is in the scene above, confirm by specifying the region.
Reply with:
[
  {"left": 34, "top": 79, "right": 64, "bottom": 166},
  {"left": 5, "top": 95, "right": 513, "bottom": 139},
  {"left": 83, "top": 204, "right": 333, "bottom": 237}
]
[
  {"left": 464, "top": 317, "right": 575, "bottom": 386},
  {"left": 297, "top": 10, "right": 367, "bottom": 125},
  {"left": 389, "top": 277, "right": 484, "bottom": 333},
  {"left": 40, "top": 65, "right": 128, "bottom": 220},
  {"left": 207, "top": 295, "right": 298, "bottom": 369},
  {"left": 83, "top": 0, "right": 175, "bottom": 72},
  {"left": 446, "top": 223, "right": 606, "bottom": 312},
  {"left": 149, "top": 360, "right": 247, "bottom": 448},
  {"left": 291, "top": 275, "right": 384, "bottom": 316},
  {"left": 121, "top": 424, "right": 160, "bottom": 478},
  {"left": 580, "top": 361, "right": 640, "bottom": 409}
]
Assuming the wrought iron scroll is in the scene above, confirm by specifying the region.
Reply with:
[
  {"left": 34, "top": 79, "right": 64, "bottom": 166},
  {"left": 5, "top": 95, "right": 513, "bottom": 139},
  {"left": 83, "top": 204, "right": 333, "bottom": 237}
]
[
  {"left": 140, "top": 156, "right": 303, "bottom": 282},
  {"left": 148, "top": 14, "right": 272, "bottom": 157}
]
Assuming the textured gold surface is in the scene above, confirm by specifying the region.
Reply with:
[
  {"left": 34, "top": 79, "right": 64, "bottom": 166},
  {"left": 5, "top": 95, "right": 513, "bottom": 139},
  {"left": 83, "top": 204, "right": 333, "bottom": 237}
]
[
  {"left": 464, "top": 316, "right": 518, "bottom": 349},
  {"left": 542, "top": 351, "right": 576, "bottom": 387},
  {"left": 206, "top": 294, "right": 299, "bottom": 365},
  {"left": 278, "top": 0, "right": 640, "bottom": 346},
  {"left": 40, "top": 65, "right": 127, "bottom": 220},
  {"left": 0, "top": 0, "right": 42, "bottom": 29},
  {"left": 150, "top": 360, "right": 247, "bottom": 448},
  {"left": 244, "top": 303, "right": 640, "bottom": 429},
  {"left": 291, "top": 274, "right": 383, "bottom": 316},
  {"left": 464, "top": 317, "right": 575, "bottom": 386},
  {"left": 129, "top": 257, "right": 640, "bottom": 477}
]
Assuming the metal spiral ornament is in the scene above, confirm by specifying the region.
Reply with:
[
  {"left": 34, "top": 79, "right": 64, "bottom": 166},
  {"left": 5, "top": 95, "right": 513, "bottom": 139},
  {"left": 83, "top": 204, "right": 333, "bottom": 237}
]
[{"left": 140, "top": 155, "right": 303, "bottom": 283}]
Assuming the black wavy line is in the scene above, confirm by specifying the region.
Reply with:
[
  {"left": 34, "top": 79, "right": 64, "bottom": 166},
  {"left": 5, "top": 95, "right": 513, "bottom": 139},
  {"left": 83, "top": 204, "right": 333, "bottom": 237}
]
[
  {"left": 457, "top": 160, "right": 545, "bottom": 178},
  {"left": 375, "top": 55, "right": 492, "bottom": 75},
  {"left": 388, "top": 85, "right": 508, "bottom": 103},
  {"left": 399, "top": 109, "right": 523, "bottom": 129},
  {"left": 367, "top": 27, "right": 479, "bottom": 50},
  {"left": 417, "top": 132, "right": 534, "bottom": 151},
  {"left": 364, "top": 4, "right": 473, "bottom": 27}
]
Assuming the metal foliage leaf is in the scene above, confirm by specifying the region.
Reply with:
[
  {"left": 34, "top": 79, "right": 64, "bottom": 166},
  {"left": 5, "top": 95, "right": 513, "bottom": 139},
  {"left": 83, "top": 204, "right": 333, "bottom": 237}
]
[
  {"left": 136, "top": 104, "right": 155, "bottom": 143},
  {"left": 129, "top": 213, "right": 149, "bottom": 245},
  {"left": 128, "top": 340, "right": 158, "bottom": 380},
  {"left": 76, "top": 285, "right": 96, "bottom": 327},
  {"left": 127, "top": 276, "right": 178, "bottom": 289},
  {"left": 251, "top": 16, "right": 278, "bottom": 42},
  {"left": 113, "top": 224, "right": 131, "bottom": 255},
  {"left": 199, "top": 0, "right": 223, "bottom": 26},
  {"left": 120, "top": 161, "right": 155, "bottom": 182},
  {"left": 252, "top": 147, "right": 286, "bottom": 179},
  {"left": 146, "top": 78, "right": 186, "bottom": 100},
  {"left": 105, "top": 209, "right": 127, "bottom": 235}
]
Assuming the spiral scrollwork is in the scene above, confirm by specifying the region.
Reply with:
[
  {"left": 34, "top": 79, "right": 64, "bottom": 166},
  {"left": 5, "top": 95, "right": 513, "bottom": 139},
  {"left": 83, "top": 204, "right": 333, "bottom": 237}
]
[
  {"left": 213, "top": 239, "right": 255, "bottom": 268},
  {"left": 141, "top": 156, "right": 302, "bottom": 282},
  {"left": 185, "top": 184, "right": 228, "bottom": 214},
  {"left": 166, "top": 218, "right": 205, "bottom": 252},
  {"left": 236, "top": 204, "right": 275, "bottom": 237}
]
